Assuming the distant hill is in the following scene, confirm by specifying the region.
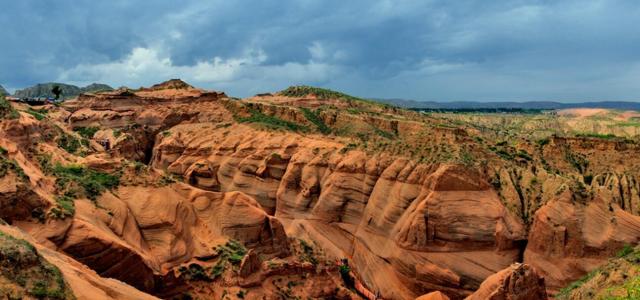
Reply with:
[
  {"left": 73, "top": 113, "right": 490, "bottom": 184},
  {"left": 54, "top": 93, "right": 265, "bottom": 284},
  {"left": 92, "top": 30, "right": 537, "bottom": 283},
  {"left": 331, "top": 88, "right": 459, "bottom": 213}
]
[
  {"left": 13, "top": 83, "right": 113, "bottom": 99},
  {"left": 0, "top": 85, "right": 8, "bottom": 97},
  {"left": 378, "top": 98, "right": 640, "bottom": 110}
]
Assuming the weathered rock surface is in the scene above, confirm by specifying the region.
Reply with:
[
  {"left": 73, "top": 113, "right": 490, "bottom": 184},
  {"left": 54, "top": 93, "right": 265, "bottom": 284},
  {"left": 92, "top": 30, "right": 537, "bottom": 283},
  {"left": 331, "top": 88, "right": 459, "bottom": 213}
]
[
  {"left": 152, "top": 124, "right": 527, "bottom": 299},
  {"left": 0, "top": 224, "right": 158, "bottom": 300},
  {"left": 466, "top": 263, "right": 547, "bottom": 300},
  {"left": 2, "top": 80, "right": 640, "bottom": 299},
  {"left": 524, "top": 192, "right": 640, "bottom": 292},
  {"left": 416, "top": 291, "right": 451, "bottom": 300}
]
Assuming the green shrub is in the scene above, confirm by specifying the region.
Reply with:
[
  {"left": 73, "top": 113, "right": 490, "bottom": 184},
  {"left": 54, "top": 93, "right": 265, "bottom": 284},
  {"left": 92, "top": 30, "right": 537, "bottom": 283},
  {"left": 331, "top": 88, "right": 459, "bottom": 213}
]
[
  {"left": 0, "top": 232, "right": 71, "bottom": 299},
  {"left": 24, "top": 108, "right": 47, "bottom": 120},
  {"left": 0, "top": 152, "right": 28, "bottom": 180},
  {"left": 576, "top": 133, "right": 618, "bottom": 140},
  {"left": 537, "top": 138, "right": 550, "bottom": 147},
  {"left": 565, "top": 149, "right": 589, "bottom": 173},
  {"left": 617, "top": 244, "right": 634, "bottom": 258},
  {"left": 459, "top": 149, "right": 475, "bottom": 166},
  {"left": 52, "top": 164, "right": 120, "bottom": 200},
  {"left": 181, "top": 239, "right": 247, "bottom": 282},
  {"left": 339, "top": 264, "right": 354, "bottom": 288},
  {"left": 496, "top": 149, "right": 514, "bottom": 160},
  {"left": 583, "top": 174, "right": 594, "bottom": 185},
  {"left": 48, "top": 196, "right": 75, "bottom": 219},
  {"left": 516, "top": 150, "right": 532, "bottom": 161},
  {"left": 158, "top": 172, "right": 177, "bottom": 186},
  {"left": 57, "top": 133, "right": 83, "bottom": 154},
  {"left": 73, "top": 127, "right": 99, "bottom": 139},
  {"left": 237, "top": 110, "right": 307, "bottom": 132},
  {"left": 373, "top": 126, "right": 395, "bottom": 139},
  {"left": 299, "top": 239, "right": 318, "bottom": 265},
  {"left": 300, "top": 108, "right": 330, "bottom": 134},
  {"left": 557, "top": 269, "right": 599, "bottom": 297},
  {"left": 0, "top": 96, "right": 19, "bottom": 119},
  {"left": 178, "top": 263, "right": 212, "bottom": 282}
]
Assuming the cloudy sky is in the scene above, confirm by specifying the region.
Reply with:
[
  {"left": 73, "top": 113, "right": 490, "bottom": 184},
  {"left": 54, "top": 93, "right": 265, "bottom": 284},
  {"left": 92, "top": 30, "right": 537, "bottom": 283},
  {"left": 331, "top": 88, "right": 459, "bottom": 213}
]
[{"left": 1, "top": 0, "right": 640, "bottom": 101}]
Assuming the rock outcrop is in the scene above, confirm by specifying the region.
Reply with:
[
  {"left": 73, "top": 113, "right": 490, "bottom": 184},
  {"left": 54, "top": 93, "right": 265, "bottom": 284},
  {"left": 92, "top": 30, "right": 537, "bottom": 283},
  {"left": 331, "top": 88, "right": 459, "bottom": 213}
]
[
  {"left": 416, "top": 291, "right": 451, "bottom": 300},
  {"left": 524, "top": 192, "right": 640, "bottom": 292},
  {"left": 466, "top": 263, "right": 547, "bottom": 300},
  {"left": 0, "top": 224, "right": 158, "bottom": 300},
  {"left": 13, "top": 82, "right": 113, "bottom": 99},
  {"left": 152, "top": 124, "right": 527, "bottom": 299}
]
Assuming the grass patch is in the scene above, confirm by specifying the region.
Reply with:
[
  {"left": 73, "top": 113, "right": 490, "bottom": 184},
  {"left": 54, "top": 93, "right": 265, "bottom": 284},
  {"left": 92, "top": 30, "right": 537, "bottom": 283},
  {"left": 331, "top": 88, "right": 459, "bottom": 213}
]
[
  {"left": 0, "top": 96, "right": 19, "bottom": 119},
  {"left": 73, "top": 127, "right": 99, "bottom": 139},
  {"left": 516, "top": 150, "right": 533, "bottom": 161},
  {"left": 537, "top": 138, "right": 550, "bottom": 147},
  {"left": 576, "top": 133, "right": 618, "bottom": 140},
  {"left": 48, "top": 195, "right": 75, "bottom": 219},
  {"left": 557, "top": 269, "right": 600, "bottom": 297},
  {"left": 459, "top": 149, "right": 475, "bottom": 166},
  {"left": 178, "top": 263, "right": 212, "bottom": 282},
  {"left": 237, "top": 110, "right": 307, "bottom": 132},
  {"left": 0, "top": 232, "right": 72, "bottom": 299},
  {"left": 300, "top": 108, "right": 330, "bottom": 134},
  {"left": 0, "top": 152, "right": 28, "bottom": 181},
  {"left": 158, "top": 171, "right": 177, "bottom": 186},
  {"left": 56, "top": 132, "right": 84, "bottom": 154},
  {"left": 617, "top": 244, "right": 635, "bottom": 258},
  {"left": 557, "top": 245, "right": 640, "bottom": 299},
  {"left": 565, "top": 148, "right": 589, "bottom": 174},
  {"left": 299, "top": 239, "right": 318, "bottom": 266},
  {"left": 24, "top": 108, "right": 47, "bottom": 120},
  {"left": 179, "top": 240, "right": 247, "bottom": 282},
  {"left": 373, "top": 126, "right": 395, "bottom": 139},
  {"left": 46, "top": 163, "right": 120, "bottom": 201}
]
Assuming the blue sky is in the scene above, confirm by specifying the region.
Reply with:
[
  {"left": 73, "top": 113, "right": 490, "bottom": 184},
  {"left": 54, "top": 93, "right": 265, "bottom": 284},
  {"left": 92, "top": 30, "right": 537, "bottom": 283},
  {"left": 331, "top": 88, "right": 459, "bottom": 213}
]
[{"left": 1, "top": 0, "right": 640, "bottom": 101}]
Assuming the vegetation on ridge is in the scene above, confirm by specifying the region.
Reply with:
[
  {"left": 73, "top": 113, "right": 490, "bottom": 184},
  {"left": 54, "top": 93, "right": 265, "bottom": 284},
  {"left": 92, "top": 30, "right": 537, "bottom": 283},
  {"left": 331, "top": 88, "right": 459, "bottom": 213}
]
[
  {"left": 280, "top": 86, "right": 363, "bottom": 101},
  {"left": 300, "top": 107, "right": 331, "bottom": 134},
  {"left": 38, "top": 155, "right": 120, "bottom": 202},
  {"left": 0, "top": 95, "right": 19, "bottom": 119},
  {"left": 236, "top": 109, "right": 308, "bottom": 132},
  {"left": 0, "top": 232, "right": 74, "bottom": 299},
  {"left": 280, "top": 85, "right": 392, "bottom": 108},
  {"left": 556, "top": 244, "right": 640, "bottom": 299}
]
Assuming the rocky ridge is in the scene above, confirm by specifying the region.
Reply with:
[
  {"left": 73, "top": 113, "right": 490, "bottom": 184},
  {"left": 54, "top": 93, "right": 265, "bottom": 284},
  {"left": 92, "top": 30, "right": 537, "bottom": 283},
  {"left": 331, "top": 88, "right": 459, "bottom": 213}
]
[{"left": 13, "top": 82, "right": 113, "bottom": 99}]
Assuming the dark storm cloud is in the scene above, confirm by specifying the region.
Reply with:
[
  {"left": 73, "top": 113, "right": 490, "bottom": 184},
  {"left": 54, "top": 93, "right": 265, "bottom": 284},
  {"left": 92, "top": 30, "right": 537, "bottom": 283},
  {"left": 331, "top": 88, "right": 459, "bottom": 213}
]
[{"left": 1, "top": 0, "right": 640, "bottom": 101}]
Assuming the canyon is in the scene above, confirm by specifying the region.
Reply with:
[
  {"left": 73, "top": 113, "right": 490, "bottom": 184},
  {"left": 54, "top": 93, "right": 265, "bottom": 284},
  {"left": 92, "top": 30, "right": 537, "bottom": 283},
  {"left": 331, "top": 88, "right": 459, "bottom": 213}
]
[{"left": 0, "top": 80, "right": 639, "bottom": 299}]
